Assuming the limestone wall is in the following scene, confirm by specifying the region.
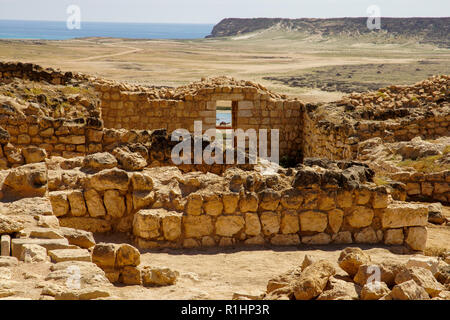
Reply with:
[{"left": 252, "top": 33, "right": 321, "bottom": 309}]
[
  {"left": 0, "top": 115, "right": 103, "bottom": 164},
  {"left": 96, "top": 82, "right": 303, "bottom": 159},
  {"left": 390, "top": 170, "right": 450, "bottom": 204},
  {"left": 0, "top": 61, "right": 81, "bottom": 85},
  {"left": 354, "top": 115, "right": 450, "bottom": 144},
  {"left": 0, "top": 121, "right": 245, "bottom": 175},
  {"left": 303, "top": 109, "right": 450, "bottom": 161},
  {"left": 303, "top": 110, "right": 357, "bottom": 160},
  {"left": 1, "top": 61, "right": 448, "bottom": 165},
  {"left": 46, "top": 164, "right": 429, "bottom": 251}
]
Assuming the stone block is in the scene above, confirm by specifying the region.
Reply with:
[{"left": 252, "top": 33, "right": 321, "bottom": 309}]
[
  {"left": 183, "top": 215, "right": 213, "bottom": 239},
  {"left": 299, "top": 211, "right": 327, "bottom": 232},
  {"left": 215, "top": 216, "right": 245, "bottom": 237},
  {"left": 260, "top": 212, "right": 280, "bottom": 236},
  {"left": 346, "top": 206, "right": 374, "bottom": 228},
  {"left": 381, "top": 203, "right": 428, "bottom": 228}
]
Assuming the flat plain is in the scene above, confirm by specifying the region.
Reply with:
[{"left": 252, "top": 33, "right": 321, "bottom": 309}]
[{"left": 1, "top": 28, "right": 449, "bottom": 102}]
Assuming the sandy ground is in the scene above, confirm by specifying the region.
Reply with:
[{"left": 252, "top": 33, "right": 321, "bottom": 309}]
[
  {"left": 3, "top": 244, "right": 423, "bottom": 300},
  {"left": 425, "top": 206, "right": 450, "bottom": 256},
  {"left": 120, "top": 246, "right": 414, "bottom": 300},
  {"left": 5, "top": 205, "right": 444, "bottom": 300}
]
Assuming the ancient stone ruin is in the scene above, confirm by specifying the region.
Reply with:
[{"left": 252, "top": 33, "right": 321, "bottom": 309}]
[{"left": 0, "top": 61, "right": 448, "bottom": 299}]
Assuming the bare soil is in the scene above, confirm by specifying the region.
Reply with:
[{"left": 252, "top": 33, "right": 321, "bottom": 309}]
[
  {"left": 1, "top": 34, "right": 448, "bottom": 102},
  {"left": 4, "top": 205, "right": 448, "bottom": 300}
]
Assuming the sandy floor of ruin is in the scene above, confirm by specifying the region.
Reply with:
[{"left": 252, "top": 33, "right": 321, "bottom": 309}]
[
  {"left": 5, "top": 206, "right": 448, "bottom": 300},
  {"left": 1, "top": 30, "right": 449, "bottom": 301}
]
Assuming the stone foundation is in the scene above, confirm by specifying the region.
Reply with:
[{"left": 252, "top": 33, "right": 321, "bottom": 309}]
[
  {"left": 391, "top": 170, "right": 450, "bottom": 204},
  {"left": 303, "top": 108, "right": 356, "bottom": 160},
  {"left": 45, "top": 162, "right": 430, "bottom": 251},
  {"left": 0, "top": 61, "right": 83, "bottom": 85}
]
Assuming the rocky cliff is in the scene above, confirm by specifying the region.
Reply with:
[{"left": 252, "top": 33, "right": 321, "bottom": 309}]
[{"left": 207, "top": 17, "right": 450, "bottom": 47}]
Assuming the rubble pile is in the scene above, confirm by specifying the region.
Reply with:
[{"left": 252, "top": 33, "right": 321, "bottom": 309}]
[{"left": 259, "top": 247, "right": 450, "bottom": 300}]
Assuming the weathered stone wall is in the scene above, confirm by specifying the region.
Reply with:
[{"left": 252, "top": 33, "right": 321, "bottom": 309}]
[
  {"left": 0, "top": 61, "right": 81, "bottom": 85},
  {"left": 0, "top": 120, "right": 246, "bottom": 175},
  {"left": 0, "top": 62, "right": 441, "bottom": 255},
  {"left": 303, "top": 110, "right": 357, "bottom": 160},
  {"left": 303, "top": 74, "right": 449, "bottom": 161},
  {"left": 0, "top": 115, "right": 103, "bottom": 164},
  {"left": 47, "top": 163, "right": 429, "bottom": 251},
  {"left": 390, "top": 170, "right": 450, "bottom": 204},
  {"left": 1, "top": 62, "right": 448, "bottom": 166},
  {"left": 352, "top": 115, "right": 450, "bottom": 148},
  {"left": 96, "top": 82, "right": 303, "bottom": 159}
]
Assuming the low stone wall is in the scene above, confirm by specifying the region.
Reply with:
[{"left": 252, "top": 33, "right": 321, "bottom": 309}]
[
  {"left": 0, "top": 123, "right": 247, "bottom": 175},
  {"left": 354, "top": 115, "right": 450, "bottom": 144},
  {"left": 46, "top": 163, "right": 429, "bottom": 251},
  {"left": 302, "top": 72, "right": 450, "bottom": 162},
  {"left": 0, "top": 115, "right": 104, "bottom": 163},
  {"left": 339, "top": 75, "right": 449, "bottom": 144},
  {"left": 390, "top": 170, "right": 450, "bottom": 204},
  {"left": 303, "top": 109, "right": 357, "bottom": 160},
  {"left": 303, "top": 106, "right": 450, "bottom": 162},
  {"left": 0, "top": 61, "right": 81, "bottom": 85}
]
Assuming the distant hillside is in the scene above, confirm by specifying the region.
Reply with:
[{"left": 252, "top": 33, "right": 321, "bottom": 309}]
[{"left": 207, "top": 17, "right": 450, "bottom": 47}]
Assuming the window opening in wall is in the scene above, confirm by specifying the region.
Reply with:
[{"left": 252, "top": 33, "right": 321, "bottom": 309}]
[
  {"left": 216, "top": 100, "right": 237, "bottom": 147},
  {"left": 216, "top": 100, "right": 232, "bottom": 129}
]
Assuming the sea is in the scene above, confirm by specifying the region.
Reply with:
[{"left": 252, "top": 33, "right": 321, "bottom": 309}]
[
  {"left": 0, "top": 20, "right": 214, "bottom": 40},
  {"left": 216, "top": 111, "right": 232, "bottom": 127},
  {"left": 0, "top": 19, "right": 231, "bottom": 124}
]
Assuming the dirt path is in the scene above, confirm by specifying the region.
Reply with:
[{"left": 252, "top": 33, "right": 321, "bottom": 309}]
[{"left": 72, "top": 45, "right": 143, "bottom": 62}]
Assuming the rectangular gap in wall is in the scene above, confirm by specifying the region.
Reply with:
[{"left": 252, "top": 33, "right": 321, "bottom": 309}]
[
  {"left": 216, "top": 100, "right": 233, "bottom": 147},
  {"left": 216, "top": 100, "right": 232, "bottom": 129}
]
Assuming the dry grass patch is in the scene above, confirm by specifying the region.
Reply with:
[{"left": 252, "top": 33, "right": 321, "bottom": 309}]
[{"left": 398, "top": 148, "right": 450, "bottom": 173}]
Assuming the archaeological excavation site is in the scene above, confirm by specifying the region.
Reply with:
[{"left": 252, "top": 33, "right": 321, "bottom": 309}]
[{"left": 0, "top": 61, "right": 449, "bottom": 301}]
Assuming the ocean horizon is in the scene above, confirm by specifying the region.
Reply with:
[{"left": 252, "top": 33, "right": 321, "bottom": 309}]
[{"left": 0, "top": 20, "right": 215, "bottom": 40}]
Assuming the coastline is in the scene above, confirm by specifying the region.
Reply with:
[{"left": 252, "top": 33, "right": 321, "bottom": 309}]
[{"left": 0, "top": 20, "right": 214, "bottom": 40}]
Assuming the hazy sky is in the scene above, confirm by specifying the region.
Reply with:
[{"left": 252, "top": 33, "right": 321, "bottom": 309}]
[{"left": 0, "top": 0, "right": 449, "bottom": 24}]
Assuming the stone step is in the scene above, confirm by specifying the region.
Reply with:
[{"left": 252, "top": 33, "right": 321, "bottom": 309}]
[
  {"left": 55, "top": 287, "right": 111, "bottom": 300},
  {"left": 59, "top": 227, "right": 96, "bottom": 249},
  {"left": 11, "top": 238, "right": 72, "bottom": 259},
  {"left": 20, "top": 227, "right": 65, "bottom": 240},
  {"left": 0, "top": 197, "right": 53, "bottom": 216},
  {"left": 45, "top": 261, "right": 111, "bottom": 287},
  {"left": 48, "top": 249, "right": 91, "bottom": 263}
]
